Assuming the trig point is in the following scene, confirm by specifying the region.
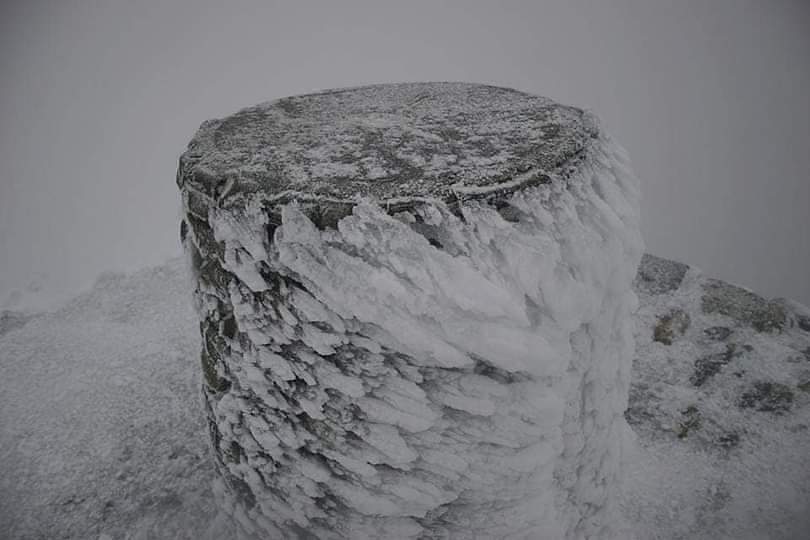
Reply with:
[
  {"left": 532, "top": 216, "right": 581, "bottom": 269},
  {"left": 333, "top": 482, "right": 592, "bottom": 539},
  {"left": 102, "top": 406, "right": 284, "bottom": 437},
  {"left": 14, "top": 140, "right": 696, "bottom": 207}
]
[{"left": 177, "top": 82, "right": 643, "bottom": 539}]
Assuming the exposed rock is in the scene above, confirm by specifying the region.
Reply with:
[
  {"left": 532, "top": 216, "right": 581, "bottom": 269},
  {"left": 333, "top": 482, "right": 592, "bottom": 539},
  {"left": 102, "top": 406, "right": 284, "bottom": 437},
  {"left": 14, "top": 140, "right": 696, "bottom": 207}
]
[
  {"left": 0, "top": 310, "right": 30, "bottom": 336},
  {"left": 739, "top": 381, "right": 794, "bottom": 414},
  {"left": 701, "top": 279, "right": 787, "bottom": 333},
  {"left": 690, "top": 343, "right": 741, "bottom": 387},
  {"left": 624, "top": 383, "right": 660, "bottom": 429},
  {"left": 703, "top": 326, "right": 732, "bottom": 341},
  {"left": 676, "top": 405, "right": 702, "bottom": 439},
  {"left": 653, "top": 309, "right": 691, "bottom": 345},
  {"left": 634, "top": 253, "right": 689, "bottom": 295},
  {"left": 715, "top": 431, "right": 740, "bottom": 449}
]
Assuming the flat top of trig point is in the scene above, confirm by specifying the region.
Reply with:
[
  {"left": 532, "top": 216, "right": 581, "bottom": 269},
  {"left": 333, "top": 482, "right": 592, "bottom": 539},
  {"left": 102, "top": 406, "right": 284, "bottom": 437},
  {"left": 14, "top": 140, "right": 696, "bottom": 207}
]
[{"left": 178, "top": 82, "right": 599, "bottom": 205}]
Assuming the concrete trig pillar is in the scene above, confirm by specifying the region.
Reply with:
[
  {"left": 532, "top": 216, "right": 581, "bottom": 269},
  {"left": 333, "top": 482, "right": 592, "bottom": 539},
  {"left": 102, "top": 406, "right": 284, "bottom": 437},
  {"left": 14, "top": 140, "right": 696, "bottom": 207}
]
[{"left": 177, "top": 82, "right": 643, "bottom": 539}]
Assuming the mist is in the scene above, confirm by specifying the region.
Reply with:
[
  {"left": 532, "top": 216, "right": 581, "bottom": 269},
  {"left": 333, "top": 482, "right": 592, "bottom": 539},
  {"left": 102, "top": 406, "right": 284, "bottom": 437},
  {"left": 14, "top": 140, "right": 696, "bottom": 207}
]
[{"left": 1, "top": 0, "right": 809, "bottom": 308}]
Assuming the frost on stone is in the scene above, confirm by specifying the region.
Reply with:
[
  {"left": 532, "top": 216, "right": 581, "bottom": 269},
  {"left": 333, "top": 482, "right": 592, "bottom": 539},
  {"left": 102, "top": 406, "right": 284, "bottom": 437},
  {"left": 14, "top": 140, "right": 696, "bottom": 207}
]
[
  {"left": 623, "top": 252, "right": 810, "bottom": 540},
  {"left": 634, "top": 253, "right": 689, "bottom": 296},
  {"left": 701, "top": 279, "right": 787, "bottom": 333},
  {"left": 178, "top": 83, "right": 644, "bottom": 539}
]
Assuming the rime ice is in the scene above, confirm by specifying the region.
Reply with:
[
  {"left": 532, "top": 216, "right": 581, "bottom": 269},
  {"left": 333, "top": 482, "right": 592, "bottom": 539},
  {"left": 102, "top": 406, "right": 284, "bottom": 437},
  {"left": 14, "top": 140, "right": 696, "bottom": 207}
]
[{"left": 177, "top": 82, "right": 644, "bottom": 539}]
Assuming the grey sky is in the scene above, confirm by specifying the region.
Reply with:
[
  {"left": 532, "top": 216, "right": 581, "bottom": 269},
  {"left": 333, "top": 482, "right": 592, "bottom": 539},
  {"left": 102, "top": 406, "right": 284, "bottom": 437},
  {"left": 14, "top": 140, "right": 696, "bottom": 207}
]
[{"left": 1, "top": 0, "right": 808, "bottom": 308}]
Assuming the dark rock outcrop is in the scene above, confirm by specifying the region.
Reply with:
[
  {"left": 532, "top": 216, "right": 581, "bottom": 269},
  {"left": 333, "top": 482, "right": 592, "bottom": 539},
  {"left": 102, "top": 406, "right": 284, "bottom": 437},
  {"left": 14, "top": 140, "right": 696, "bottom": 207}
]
[
  {"left": 701, "top": 279, "right": 787, "bottom": 333},
  {"left": 0, "top": 310, "right": 30, "bottom": 336},
  {"left": 634, "top": 253, "right": 689, "bottom": 295}
]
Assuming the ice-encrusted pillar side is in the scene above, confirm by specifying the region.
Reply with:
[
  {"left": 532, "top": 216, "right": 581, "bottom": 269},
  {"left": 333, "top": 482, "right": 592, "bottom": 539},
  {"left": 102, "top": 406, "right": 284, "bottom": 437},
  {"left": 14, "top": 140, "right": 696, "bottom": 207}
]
[{"left": 176, "top": 82, "right": 644, "bottom": 539}]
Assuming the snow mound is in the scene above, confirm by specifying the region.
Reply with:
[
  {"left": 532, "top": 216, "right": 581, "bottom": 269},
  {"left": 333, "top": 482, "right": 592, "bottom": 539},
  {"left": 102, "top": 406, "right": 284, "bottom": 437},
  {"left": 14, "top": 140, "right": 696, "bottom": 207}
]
[{"left": 0, "top": 260, "right": 220, "bottom": 540}]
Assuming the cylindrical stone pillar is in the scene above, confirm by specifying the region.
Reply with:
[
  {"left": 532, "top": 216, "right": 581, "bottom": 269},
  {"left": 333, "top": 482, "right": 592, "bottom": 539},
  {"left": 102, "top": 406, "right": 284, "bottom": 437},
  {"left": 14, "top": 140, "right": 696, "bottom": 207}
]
[{"left": 177, "top": 83, "right": 643, "bottom": 540}]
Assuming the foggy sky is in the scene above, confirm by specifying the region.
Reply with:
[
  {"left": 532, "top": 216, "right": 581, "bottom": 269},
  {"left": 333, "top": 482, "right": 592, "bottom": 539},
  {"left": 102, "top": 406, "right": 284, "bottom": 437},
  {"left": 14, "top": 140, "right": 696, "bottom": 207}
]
[{"left": 1, "top": 0, "right": 808, "bottom": 309}]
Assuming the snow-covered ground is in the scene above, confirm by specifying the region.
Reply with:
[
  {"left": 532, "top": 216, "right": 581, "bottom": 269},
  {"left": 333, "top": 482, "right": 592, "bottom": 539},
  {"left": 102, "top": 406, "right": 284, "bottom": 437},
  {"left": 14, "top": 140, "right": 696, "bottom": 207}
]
[
  {"left": 1, "top": 254, "right": 809, "bottom": 539},
  {"left": 622, "top": 255, "right": 810, "bottom": 540},
  {"left": 0, "top": 260, "right": 218, "bottom": 540}
]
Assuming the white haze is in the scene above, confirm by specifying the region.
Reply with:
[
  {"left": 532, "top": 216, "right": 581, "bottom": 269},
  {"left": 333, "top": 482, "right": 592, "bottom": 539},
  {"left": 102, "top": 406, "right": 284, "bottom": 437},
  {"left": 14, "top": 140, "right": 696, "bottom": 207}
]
[{"left": 1, "top": 0, "right": 809, "bottom": 309}]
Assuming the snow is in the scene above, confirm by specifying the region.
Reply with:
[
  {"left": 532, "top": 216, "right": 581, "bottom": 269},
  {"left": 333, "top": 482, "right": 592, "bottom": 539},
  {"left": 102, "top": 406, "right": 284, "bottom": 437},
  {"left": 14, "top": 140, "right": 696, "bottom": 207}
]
[
  {"left": 622, "top": 256, "right": 810, "bottom": 540},
  {"left": 0, "top": 260, "right": 217, "bottom": 540},
  {"left": 1, "top": 252, "right": 809, "bottom": 538}
]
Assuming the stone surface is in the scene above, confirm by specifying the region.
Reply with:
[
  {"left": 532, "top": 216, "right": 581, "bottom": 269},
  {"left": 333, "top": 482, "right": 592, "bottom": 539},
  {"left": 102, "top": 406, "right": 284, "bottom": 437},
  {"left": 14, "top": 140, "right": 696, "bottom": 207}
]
[
  {"left": 797, "top": 315, "right": 810, "bottom": 332},
  {"left": 634, "top": 253, "right": 690, "bottom": 296},
  {"left": 652, "top": 309, "right": 691, "bottom": 345},
  {"left": 701, "top": 278, "right": 787, "bottom": 333},
  {"left": 177, "top": 82, "right": 598, "bottom": 208},
  {"left": 703, "top": 326, "right": 732, "bottom": 341},
  {"left": 0, "top": 310, "right": 30, "bottom": 336},
  {"left": 738, "top": 381, "right": 795, "bottom": 414},
  {"left": 178, "top": 83, "right": 643, "bottom": 539}
]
